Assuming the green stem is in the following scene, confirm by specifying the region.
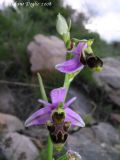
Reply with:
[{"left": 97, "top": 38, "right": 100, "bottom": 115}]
[
  {"left": 47, "top": 136, "right": 53, "bottom": 160},
  {"left": 63, "top": 74, "right": 70, "bottom": 101},
  {"left": 63, "top": 46, "right": 73, "bottom": 100},
  {"left": 37, "top": 73, "right": 53, "bottom": 160}
]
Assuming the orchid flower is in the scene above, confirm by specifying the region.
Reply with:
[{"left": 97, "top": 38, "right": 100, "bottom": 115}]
[
  {"left": 25, "top": 87, "right": 85, "bottom": 128},
  {"left": 55, "top": 41, "right": 103, "bottom": 73},
  {"left": 55, "top": 42, "right": 87, "bottom": 73}
]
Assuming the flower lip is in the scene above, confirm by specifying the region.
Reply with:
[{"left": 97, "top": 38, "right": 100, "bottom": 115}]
[
  {"left": 95, "top": 56, "right": 103, "bottom": 67},
  {"left": 87, "top": 54, "right": 96, "bottom": 68},
  {"left": 86, "top": 54, "right": 103, "bottom": 68},
  {"left": 80, "top": 52, "right": 103, "bottom": 68}
]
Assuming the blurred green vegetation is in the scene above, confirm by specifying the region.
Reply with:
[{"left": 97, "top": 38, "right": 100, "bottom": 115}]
[{"left": 0, "top": 0, "right": 72, "bottom": 83}]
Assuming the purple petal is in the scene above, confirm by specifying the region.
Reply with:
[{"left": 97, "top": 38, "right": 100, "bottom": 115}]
[
  {"left": 25, "top": 106, "right": 51, "bottom": 127},
  {"left": 55, "top": 58, "right": 84, "bottom": 73},
  {"left": 65, "top": 108, "right": 85, "bottom": 127},
  {"left": 64, "top": 97, "right": 77, "bottom": 108},
  {"left": 38, "top": 99, "right": 51, "bottom": 106},
  {"left": 67, "top": 42, "right": 88, "bottom": 56},
  {"left": 25, "top": 113, "right": 51, "bottom": 127},
  {"left": 50, "top": 87, "right": 66, "bottom": 104},
  {"left": 73, "top": 42, "right": 85, "bottom": 56}
]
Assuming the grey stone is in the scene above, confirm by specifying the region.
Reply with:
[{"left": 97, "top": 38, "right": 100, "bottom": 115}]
[
  {"left": 68, "top": 87, "right": 93, "bottom": 117},
  {"left": 67, "top": 126, "right": 120, "bottom": 160},
  {"left": 0, "top": 148, "right": 7, "bottom": 160},
  {"left": 93, "top": 57, "right": 120, "bottom": 106},
  {"left": 27, "top": 34, "right": 66, "bottom": 73},
  {"left": 1, "top": 132, "right": 39, "bottom": 160},
  {"left": 68, "top": 87, "right": 96, "bottom": 126},
  {"left": 0, "top": 113, "right": 24, "bottom": 134},
  {"left": 92, "top": 122, "right": 120, "bottom": 145},
  {"left": 0, "top": 86, "right": 15, "bottom": 115},
  {"left": 24, "top": 126, "right": 48, "bottom": 143}
]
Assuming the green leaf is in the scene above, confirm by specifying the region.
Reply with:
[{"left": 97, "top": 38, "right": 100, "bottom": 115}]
[{"left": 37, "top": 73, "right": 48, "bottom": 101}]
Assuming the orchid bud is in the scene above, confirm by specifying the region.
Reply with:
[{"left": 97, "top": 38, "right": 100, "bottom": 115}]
[
  {"left": 56, "top": 13, "right": 70, "bottom": 45},
  {"left": 56, "top": 13, "right": 69, "bottom": 36}
]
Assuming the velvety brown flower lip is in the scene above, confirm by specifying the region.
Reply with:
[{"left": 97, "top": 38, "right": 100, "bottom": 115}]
[{"left": 85, "top": 53, "right": 103, "bottom": 68}]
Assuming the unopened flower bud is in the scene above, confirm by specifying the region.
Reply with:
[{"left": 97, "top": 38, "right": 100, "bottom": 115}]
[
  {"left": 56, "top": 13, "right": 70, "bottom": 44},
  {"left": 56, "top": 13, "right": 69, "bottom": 36}
]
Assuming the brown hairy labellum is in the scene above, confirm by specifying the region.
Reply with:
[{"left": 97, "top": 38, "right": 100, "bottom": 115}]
[
  {"left": 47, "top": 121, "right": 71, "bottom": 144},
  {"left": 80, "top": 53, "right": 103, "bottom": 68}
]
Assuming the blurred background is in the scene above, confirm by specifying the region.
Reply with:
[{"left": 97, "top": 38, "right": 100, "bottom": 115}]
[{"left": 0, "top": 0, "right": 120, "bottom": 160}]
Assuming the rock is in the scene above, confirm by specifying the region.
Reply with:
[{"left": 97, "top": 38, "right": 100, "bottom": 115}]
[
  {"left": 92, "top": 122, "right": 120, "bottom": 145},
  {"left": 67, "top": 126, "right": 120, "bottom": 160},
  {"left": 68, "top": 87, "right": 93, "bottom": 117},
  {"left": 93, "top": 57, "right": 120, "bottom": 106},
  {"left": 1, "top": 132, "right": 39, "bottom": 160},
  {"left": 23, "top": 126, "right": 48, "bottom": 149},
  {"left": 0, "top": 85, "right": 15, "bottom": 115},
  {"left": 23, "top": 126, "right": 48, "bottom": 143},
  {"left": 0, "top": 148, "right": 7, "bottom": 160},
  {"left": 68, "top": 87, "right": 96, "bottom": 126},
  {"left": 27, "top": 34, "right": 66, "bottom": 73},
  {"left": 111, "top": 113, "right": 120, "bottom": 122},
  {"left": 0, "top": 113, "right": 24, "bottom": 134}
]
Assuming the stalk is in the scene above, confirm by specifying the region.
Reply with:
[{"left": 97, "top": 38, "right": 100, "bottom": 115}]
[{"left": 37, "top": 73, "right": 53, "bottom": 160}]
